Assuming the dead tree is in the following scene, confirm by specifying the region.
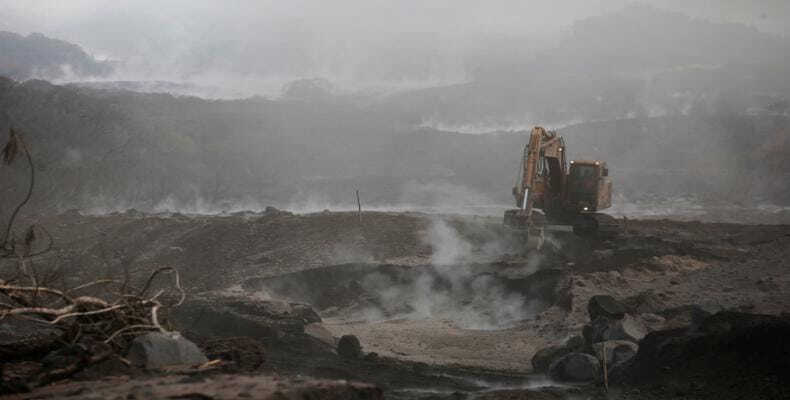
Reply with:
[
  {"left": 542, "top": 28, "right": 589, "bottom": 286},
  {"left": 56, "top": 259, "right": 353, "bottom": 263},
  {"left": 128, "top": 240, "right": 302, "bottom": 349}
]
[{"left": 0, "top": 128, "right": 187, "bottom": 392}]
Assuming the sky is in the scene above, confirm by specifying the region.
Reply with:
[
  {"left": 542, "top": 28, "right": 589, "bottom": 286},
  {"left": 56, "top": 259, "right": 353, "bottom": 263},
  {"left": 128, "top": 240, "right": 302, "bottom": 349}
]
[{"left": 0, "top": 0, "right": 787, "bottom": 95}]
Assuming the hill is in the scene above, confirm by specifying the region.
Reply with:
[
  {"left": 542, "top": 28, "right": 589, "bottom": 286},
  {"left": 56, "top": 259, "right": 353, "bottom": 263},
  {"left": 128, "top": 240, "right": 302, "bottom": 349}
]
[
  {"left": 0, "top": 31, "right": 112, "bottom": 80},
  {"left": 1, "top": 77, "right": 788, "bottom": 221}
]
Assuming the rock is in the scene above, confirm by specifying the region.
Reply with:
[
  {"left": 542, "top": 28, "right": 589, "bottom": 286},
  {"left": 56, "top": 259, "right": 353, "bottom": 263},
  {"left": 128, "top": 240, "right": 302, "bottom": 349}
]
[
  {"left": 532, "top": 335, "right": 586, "bottom": 373},
  {"left": 169, "top": 292, "right": 321, "bottom": 340},
  {"left": 0, "top": 318, "right": 63, "bottom": 358},
  {"left": 659, "top": 305, "right": 712, "bottom": 330},
  {"left": 611, "top": 311, "right": 790, "bottom": 398},
  {"left": 622, "top": 291, "right": 667, "bottom": 314},
  {"left": 305, "top": 323, "right": 336, "bottom": 347},
  {"left": 588, "top": 295, "right": 627, "bottom": 321},
  {"left": 563, "top": 335, "right": 586, "bottom": 351},
  {"left": 592, "top": 340, "right": 638, "bottom": 369},
  {"left": 548, "top": 352, "right": 601, "bottom": 382},
  {"left": 337, "top": 335, "right": 362, "bottom": 359},
  {"left": 127, "top": 332, "right": 207, "bottom": 369},
  {"left": 585, "top": 315, "right": 647, "bottom": 344},
  {"left": 262, "top": 206, "right": 291, "bottom": 216},
  {"left": 532, "top": 345, "right": 572, "bottom": 373},
  {"left": 638, "top": 313, "right": 667, "bottom": 332}
]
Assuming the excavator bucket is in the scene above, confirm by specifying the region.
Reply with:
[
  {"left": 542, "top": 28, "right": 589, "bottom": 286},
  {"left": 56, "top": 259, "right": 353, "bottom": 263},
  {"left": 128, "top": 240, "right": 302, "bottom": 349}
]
[
  {"left": 504, "top": 209, "right": 568, "bottom": 251},
  {"left": 526, "top": 226, "right": 545, "bottom": 251}
]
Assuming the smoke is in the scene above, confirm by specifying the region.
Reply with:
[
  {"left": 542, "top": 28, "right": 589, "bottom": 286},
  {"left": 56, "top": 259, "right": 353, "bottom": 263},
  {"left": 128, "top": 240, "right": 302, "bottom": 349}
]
[
  {"left": 13, "top": 0, "right": 785, "bottom": 98},
  {"left": 353, "top": 217, "right": 540, "bottom": 330},
  {"left": 424, "top": 219, "right": 472, "bottom": 266}
]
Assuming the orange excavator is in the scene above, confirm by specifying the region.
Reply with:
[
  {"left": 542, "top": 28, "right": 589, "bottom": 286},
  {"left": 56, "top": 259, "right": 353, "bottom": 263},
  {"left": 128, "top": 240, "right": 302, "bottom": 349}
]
[{"left": 504, "top": 126, "right": 619, "bottom": 248}]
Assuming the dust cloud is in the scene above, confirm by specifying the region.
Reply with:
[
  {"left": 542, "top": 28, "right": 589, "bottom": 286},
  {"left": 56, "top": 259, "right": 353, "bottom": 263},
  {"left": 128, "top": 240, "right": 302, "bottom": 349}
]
[{"left": 356, "top": 218, "right": 540, "bottom": 330}]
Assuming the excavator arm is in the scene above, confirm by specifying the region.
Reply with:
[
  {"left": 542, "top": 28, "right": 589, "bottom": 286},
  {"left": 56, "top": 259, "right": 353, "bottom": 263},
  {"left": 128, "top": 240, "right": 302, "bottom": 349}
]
[{"left": 512, "top": 127, "right": 567, "bottom": 222}]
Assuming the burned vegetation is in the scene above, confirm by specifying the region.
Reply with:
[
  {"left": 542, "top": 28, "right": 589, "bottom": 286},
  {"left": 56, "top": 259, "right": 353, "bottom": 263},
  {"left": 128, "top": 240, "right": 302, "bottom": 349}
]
[{"left": 1, "top": 129, "right": 190, "bottom": 393}]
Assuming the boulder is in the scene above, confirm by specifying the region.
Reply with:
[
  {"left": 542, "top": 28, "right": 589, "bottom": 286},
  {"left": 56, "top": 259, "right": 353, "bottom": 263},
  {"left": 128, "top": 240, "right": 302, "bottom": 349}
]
[
  {"left": 610, "top": 311, "right": 790, "bottom": 400},
  {"left": 531, "top": 335, "right": 586, "bottom": 373},
  {"left": 0, "top": 318, "right": 63, "bottom": 358},
  {"left": 548, "top": 352, "right": 601, "bottom": 382},
  {"left": 169, "top": 292, "right": 321, "bottom": 340},
  {"left": 532, "top": 345, "right": 572, "bottom": 373},
  {"left": 588, "top": 295, "right": 627, "bottom": 321},
  {"left": 126, "top": 332, "right": 207, "bottom": 369},
  {"left": 585, "top": 315, "right": 647, "bottom": 344},
  {"left": 305, "top": 322, "right": 336, "bottom": 347},
  {"left": 622, "top": 291, "right": 667, "bottom": 314},
  {"left": 592, "top": 340, "right": 638, "bottom": 369},
  {"left": 337, "top": 335, "right": 362, "bottom": 359},
  {"left": 563, "top": 335, "right": 586, "bottom": 351}
]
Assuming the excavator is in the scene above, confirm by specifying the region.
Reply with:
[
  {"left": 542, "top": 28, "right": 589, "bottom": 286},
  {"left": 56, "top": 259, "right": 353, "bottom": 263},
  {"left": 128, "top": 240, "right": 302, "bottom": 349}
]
[{"left": 504, "top": 126, "right": 619, "bottom": 248}]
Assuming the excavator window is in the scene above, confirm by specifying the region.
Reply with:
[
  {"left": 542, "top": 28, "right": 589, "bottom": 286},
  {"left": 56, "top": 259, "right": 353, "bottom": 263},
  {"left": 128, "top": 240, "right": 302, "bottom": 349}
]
[
  {"left": 569, "top": 165, "right": 599, "bottom": 194},
  {"left": 571, "top": 165, "right": 597, "bottom": 179}
]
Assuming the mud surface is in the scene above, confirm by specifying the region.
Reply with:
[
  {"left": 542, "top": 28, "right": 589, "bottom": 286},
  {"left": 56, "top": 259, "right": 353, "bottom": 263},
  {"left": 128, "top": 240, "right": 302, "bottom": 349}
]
[{"left": 3, "top": 210, "right": 790, "bottom": 399}]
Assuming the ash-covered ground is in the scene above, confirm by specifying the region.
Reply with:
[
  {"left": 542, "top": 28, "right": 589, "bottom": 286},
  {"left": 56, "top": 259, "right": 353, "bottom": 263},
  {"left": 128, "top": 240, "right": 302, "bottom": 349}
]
[{"left": 2, "top": 209, "right": 789, "bottom": 399}]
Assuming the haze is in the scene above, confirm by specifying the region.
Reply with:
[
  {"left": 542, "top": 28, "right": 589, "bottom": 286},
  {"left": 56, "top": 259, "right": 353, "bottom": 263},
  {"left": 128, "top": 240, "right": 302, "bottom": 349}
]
[{"left": 2, "top": 0, "right": 788, "bottom": 96}]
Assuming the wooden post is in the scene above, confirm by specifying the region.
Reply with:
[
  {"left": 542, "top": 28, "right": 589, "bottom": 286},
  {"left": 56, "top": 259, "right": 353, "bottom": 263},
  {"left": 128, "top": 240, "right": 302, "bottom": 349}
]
[
  {"left": 602, "top": 342, "right": 609, "bottom": 392},
  {"left": 356, "top": 190, "right": 362, "bottom": 223}
]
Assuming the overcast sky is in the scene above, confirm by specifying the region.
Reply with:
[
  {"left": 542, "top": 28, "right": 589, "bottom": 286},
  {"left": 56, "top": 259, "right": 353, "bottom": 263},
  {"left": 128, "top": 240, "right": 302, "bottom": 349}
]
[{"left": 1, "top": 0, "right": 787, "bottom": 94}]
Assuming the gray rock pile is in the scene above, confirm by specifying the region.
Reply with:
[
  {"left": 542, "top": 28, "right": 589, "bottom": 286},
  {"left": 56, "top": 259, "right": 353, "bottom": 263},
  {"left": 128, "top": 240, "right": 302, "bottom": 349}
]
[
  {"left": 609, "top": 312, "right": 790, "bottom": 399},
  {"left": 532, "top": 294, "right": 649, "bottom": 382}
]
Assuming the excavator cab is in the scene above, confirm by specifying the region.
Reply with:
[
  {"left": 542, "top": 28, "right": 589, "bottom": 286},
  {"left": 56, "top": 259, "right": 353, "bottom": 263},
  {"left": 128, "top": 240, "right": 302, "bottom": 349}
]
[{"left": 566, "top": 160, "right": 612, "bottom": 213}]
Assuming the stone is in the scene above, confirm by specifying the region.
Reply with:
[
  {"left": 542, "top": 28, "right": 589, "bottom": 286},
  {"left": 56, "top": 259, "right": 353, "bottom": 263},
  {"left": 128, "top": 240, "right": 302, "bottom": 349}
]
[
  {"left": 638, "top": 313, "right": 667, "bottom": 332},
  {"left": 659, "top": 305, "right": 712, "bottom": 330},
  {"left": 532, "top": 345, "right": 572, "bottom": 373},
  {"left": 305, "top": 322, "right": 336, "bottom": 347},
  {"left": 548, "top": 352, "right": 601, "bottom": 382},
  {"left": 610, "top": 312, "right": 790, "bottom": 390},
  {"left": 592, "top": 340, "right": 638, "bottom": 369},
  {"left": 588, "top": 295, "right": 627, "bottom": 321},
  {"left": 532, "top": 335, "right": 586, "bottom": 373},
  {"left": 337, "top": 335, "right": 362, "bottom": 359},
  {"left": 0, "top": 318, "right": 63, "bottom": 358},
  {"left": 586, "top": 315, "right": 647, "bottom": 344},
  {"left": 127, "top": 332, "right": 207, "bottom": 369},
  {"left": 622, "top": 291, "right": 667, "bottom": 314},
  {"left": 563, "top": 335, "right": 586, "bottom": 351}
]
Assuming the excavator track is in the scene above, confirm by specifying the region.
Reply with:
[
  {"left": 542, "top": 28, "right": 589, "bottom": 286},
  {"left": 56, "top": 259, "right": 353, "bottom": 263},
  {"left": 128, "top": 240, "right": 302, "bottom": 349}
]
[{"left": 572, "top": 213, "right": 622, "bottom": 238}]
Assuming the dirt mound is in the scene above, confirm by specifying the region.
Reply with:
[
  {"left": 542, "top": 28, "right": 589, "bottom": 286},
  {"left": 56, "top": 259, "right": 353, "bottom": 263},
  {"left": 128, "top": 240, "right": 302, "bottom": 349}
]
[{"left": 168, "top": 292, "right": 321, "bottom": 340}]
